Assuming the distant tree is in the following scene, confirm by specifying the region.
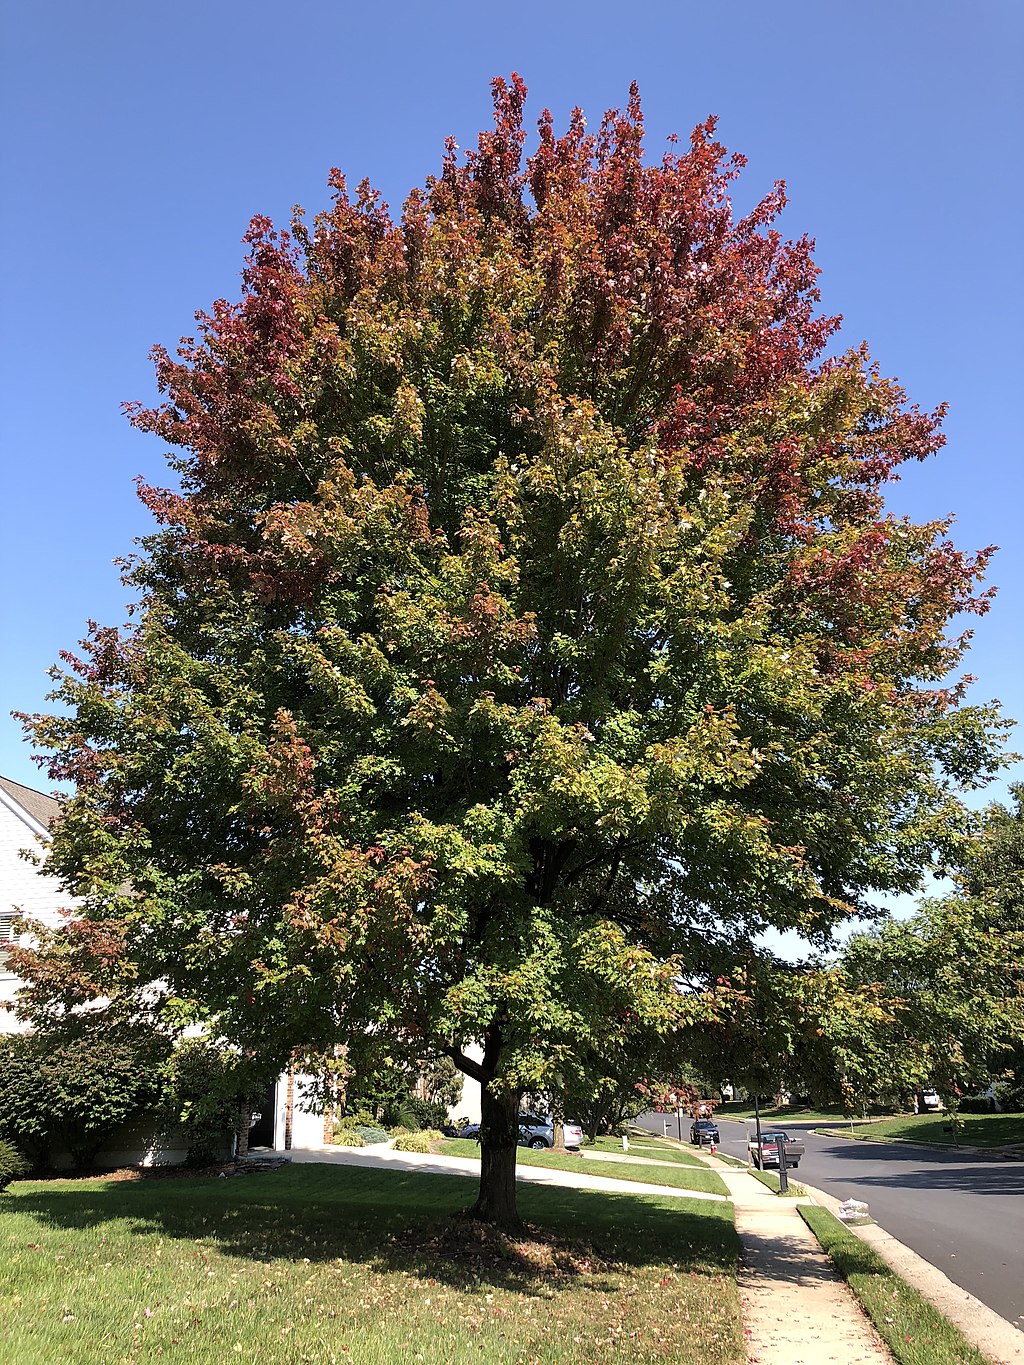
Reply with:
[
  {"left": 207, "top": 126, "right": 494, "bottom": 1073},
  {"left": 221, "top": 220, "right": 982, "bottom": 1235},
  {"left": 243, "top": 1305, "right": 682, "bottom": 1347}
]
[
  {"left": 23, "top": 77, "right": 1006, "bottom": 1226},
  {"left": 837, "top": 794, "right": 1024, "bottom": 1107}
]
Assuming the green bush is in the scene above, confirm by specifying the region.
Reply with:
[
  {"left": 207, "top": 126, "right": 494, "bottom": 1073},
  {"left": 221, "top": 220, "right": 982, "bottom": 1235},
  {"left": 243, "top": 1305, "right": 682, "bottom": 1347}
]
[
  {"left": 344, "top": 1109, "right": 378, "bottom": 1129},
  {"left": 0, "top": 1023, "right": 169, "bottom": 1171},
  {"left": 959, "top": 1096, "right": 993, "bottom": 1114},
  {"left": 0, "top": 1140, "right": 29, "bottom": 1192},
  {"left": 357, "top": 1125, "right": 390, "bottom": 1145},
  {"left": 399, "top": 1097, "right": 450, "bottom": 1131},
  {"left": 994, "top": 1079, "right": 1024, "bottom": 1113},
  {"left": 331, "top": 1126, "right": 365, "bottom": 1147},
  {"left": 163, "top": 1039, "right": 246, "bottom": 1166},
  {"left": 391, "top": 1131, "right": 434, "bottom": 1152}
]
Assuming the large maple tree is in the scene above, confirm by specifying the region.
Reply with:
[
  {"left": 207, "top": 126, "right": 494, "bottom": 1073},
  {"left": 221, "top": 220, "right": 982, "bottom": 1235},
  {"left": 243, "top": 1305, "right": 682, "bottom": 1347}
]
[{"left": 24, "top": 78, "right": 1006, "bottom": 1224}]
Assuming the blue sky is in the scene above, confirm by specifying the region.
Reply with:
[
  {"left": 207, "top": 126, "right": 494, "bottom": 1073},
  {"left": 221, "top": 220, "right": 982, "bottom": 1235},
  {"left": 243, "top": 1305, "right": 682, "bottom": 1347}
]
[{"left": 2, "top": 0, "right": 1022, "bottom": 834}]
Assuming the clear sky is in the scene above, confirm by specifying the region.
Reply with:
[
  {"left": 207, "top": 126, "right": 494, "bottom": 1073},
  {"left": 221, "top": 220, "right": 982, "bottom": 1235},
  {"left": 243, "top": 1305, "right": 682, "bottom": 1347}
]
[{"left": 2, "top": 0, "right": 1022, "bottom": 829}]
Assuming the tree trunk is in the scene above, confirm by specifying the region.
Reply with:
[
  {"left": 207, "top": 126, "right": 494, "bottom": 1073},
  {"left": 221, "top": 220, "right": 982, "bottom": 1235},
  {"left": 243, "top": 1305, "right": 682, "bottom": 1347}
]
[{"left": 467, "top": 1081, "right": 523, "bottom": 1228}]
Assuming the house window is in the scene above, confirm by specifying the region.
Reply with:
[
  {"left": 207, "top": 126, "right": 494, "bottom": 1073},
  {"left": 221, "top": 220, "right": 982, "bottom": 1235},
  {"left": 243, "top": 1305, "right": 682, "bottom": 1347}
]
[{"left": 0, "top": 913, "right": 14, "bottom": 968}]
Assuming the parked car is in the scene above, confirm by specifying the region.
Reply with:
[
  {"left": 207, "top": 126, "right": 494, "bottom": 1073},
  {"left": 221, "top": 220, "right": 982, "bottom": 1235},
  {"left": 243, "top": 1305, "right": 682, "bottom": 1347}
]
[
  {"left": 448, "top": 1116, "right": 585, "bottom": 1149},
  {"left": 748, "top": 1131, "right": 804, "bottom": 1169},
  {"left": 690, "top": 1119, "right": 720, "bottom": 1146},
  {"left": 517, "top": 1115, "right": 584, "bottom": 1149},
  {"left": 915, "top": 1088, "right": 942, "bottom": 1113}
]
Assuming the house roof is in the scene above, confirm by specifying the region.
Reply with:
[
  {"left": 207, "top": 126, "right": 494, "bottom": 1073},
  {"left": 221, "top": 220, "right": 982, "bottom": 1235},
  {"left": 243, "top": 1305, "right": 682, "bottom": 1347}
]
[{"left": 0, "top": 775, "right": 60, "bottom": 831}]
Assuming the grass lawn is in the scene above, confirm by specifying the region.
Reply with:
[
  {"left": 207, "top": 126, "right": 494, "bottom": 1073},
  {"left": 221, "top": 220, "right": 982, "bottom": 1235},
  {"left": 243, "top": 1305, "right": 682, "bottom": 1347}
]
[
  {"left": 817, "top": 1112, "right": 1024, "bottom": 1148},
  {"left": 715, "top": 1102, "right": 886, "bottom": 1124},
  {"left": 438, "top": 1139, "right": 728, "bottom": 1197},
  {"left": 0, "top": 1164, "right": 743, "bottom": 1364},
  {"left": 585, "top": 1136, "right": 707, "bottom": 1167},
  {"left": 800, "top": 1207, "right": 989, "bottom": 1365}
]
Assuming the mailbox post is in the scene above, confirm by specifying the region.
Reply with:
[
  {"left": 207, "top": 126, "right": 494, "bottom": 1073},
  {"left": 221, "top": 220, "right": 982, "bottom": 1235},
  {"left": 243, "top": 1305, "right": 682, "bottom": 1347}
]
[{"left": 777, "top": 1131, "right": 790, "bottom": 1195}]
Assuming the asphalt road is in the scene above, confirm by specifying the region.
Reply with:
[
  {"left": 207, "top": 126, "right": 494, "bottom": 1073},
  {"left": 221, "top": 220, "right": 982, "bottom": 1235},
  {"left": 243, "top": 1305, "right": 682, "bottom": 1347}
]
[{"left": 635, "top": 1111, "right": 1024, "bottom": 1330}]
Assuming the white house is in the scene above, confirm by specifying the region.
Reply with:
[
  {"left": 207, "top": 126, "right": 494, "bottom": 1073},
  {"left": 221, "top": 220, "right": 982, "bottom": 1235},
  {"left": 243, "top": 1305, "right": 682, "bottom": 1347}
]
[{"left": 0, "top": 775, "right": 74, "bottom": 1032}]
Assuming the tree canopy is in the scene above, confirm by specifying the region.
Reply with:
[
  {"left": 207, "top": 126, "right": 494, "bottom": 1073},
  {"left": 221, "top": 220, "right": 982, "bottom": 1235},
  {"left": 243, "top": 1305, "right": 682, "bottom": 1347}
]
[{"left": 22, "top": 77, "right": 1007, "bottom": 1224}]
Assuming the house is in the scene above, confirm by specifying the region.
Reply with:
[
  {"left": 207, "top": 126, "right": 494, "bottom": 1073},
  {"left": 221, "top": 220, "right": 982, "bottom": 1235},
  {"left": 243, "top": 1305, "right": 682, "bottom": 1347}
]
[{"left": 0, "top": 774, "right": 73, "bottom": 1031}]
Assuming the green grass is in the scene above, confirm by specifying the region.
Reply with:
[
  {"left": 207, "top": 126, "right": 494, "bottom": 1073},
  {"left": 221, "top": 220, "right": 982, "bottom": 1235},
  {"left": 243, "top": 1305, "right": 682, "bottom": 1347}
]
[
  {"left": 438, "top": 1139, "right": 728, "bottom": 1196},
  {"left": 0, "top": 1164, "right": 743, "bottom": 1364},
  {"left": 800, "top": 1206, "right": 989, "bottom": 1365},
  {"left": 746, "top": 1169, "right": 805, "bottom": 1197},
  {"left": 585, "top": 1135, "right": 707, "bottom": 1167},
  {"left": 816, "top": 1111, "right": 1024, "bottom": 1149},
  {"left": 715, "top": 1102, "right": 887, "bottom": 1124}
]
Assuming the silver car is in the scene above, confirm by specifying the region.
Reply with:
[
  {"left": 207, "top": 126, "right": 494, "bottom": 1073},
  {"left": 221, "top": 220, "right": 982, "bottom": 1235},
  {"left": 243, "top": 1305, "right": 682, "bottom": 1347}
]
[{"left": 518, "top": 1114, "right": 584, "bottom": 1149}]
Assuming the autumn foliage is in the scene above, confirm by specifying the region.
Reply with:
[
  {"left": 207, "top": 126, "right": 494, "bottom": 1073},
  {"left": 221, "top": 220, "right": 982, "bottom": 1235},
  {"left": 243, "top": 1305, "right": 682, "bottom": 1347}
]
[{"left": 23, "top": 78, "right": 1005, "bottom": 1223}]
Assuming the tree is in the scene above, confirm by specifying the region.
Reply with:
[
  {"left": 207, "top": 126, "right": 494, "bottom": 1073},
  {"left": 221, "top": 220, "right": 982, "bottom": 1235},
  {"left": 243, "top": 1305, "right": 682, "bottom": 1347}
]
[
  {"left": 836, "top": 793, "right": 1024, "bottom": 1109},
  {"left": 23, "top": 78, "right": 1006, "bottom": 1226}
]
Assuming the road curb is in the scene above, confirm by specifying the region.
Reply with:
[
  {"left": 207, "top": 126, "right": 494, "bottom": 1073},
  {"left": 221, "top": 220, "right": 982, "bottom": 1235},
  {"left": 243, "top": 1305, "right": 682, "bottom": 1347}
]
[
  {"left": 800, "top": 1179, "right": 1023, "bottom": 1363},
  {"left": 813, "top": 1129, "right": 1024, "bottom": 1160}
]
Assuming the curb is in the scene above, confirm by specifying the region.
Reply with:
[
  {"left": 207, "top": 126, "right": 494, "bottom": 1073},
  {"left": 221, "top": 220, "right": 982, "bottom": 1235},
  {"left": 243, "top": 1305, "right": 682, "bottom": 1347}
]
[
  {"left": 799, "top": 1178, "right": 1023, "bottom": 1363},
  {"left": 813, "top": 1129, "right": 1024, "bottom": 1160}
]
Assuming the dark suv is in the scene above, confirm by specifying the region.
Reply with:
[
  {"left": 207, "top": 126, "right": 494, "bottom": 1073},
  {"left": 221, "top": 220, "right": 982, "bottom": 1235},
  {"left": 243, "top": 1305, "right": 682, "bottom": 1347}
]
[{"left": 690, "top": 1119, "right": 720, "bottom": 1146}]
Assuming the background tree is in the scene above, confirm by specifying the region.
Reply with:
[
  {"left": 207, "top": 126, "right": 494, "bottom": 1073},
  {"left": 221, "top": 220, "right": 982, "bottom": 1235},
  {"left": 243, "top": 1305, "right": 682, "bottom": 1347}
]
[
  {"left": 23, "top": 77, "right": 1006, "bottom": 1226},
  {"left": 838, "top": 795, "right": 1024, "bottom": 1110}
]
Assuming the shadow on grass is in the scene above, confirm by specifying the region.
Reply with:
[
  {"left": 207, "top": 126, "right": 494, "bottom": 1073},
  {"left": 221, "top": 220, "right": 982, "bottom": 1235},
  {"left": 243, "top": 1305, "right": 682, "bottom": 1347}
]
[{"left": 4, "top": 1164, "right": 739, "bottom": 1299}]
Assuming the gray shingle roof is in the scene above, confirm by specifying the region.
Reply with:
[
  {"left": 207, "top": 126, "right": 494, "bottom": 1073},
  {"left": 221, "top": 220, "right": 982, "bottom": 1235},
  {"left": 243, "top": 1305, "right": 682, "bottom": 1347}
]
[{"left": 0, "top": 775, "right": 61, "bottom": 830}]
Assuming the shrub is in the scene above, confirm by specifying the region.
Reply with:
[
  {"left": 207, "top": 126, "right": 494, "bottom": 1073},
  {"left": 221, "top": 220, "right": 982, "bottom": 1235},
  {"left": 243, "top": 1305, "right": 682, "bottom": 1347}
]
[
  {"left": 331, "top": 1126, "right": 365, "bottom": 1147},
  {"left": 392, "top": 1131, "right": 434, "bottom": 1152},
  {"left": 959, "top": 1096, "right": 993, "bottom": 1114},
  {"left": 344, "top": 1109, "right": 378, "bottom": 1129},
  {"left": 0, "top": 1023, "right": 169, "bottom": 1171},
  {"left": 163, "top": 1039, "right": 244, "bottom": 1166},
  {"left": 400, "top": 1097, "right": 450, "bottom": 1132},
  {"left": 994, "top": 1079, "right": 1024, "bottom": 1113},
  {"left": 357, "top": 1125, "right": 390, "bottom": 1145},
  {"left": 0, "top": 1140, "right": 29, "bottom": 1192}
]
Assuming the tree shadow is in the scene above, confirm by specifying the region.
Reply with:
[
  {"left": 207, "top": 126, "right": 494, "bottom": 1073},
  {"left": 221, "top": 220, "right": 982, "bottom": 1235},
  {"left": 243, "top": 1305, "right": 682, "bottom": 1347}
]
[
  {"left": 809, "top": 1138, "right": 1024, "bottom": 1197},
  {"left": 6, "top": 1164, "right": 740, "bottom": 1299}
]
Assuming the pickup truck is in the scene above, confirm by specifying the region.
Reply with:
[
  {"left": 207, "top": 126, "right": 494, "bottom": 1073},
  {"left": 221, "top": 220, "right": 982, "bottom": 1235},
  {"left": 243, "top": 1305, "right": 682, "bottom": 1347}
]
[{"left": 748, "top": 1131, "right": 805, "bottom": 1169}]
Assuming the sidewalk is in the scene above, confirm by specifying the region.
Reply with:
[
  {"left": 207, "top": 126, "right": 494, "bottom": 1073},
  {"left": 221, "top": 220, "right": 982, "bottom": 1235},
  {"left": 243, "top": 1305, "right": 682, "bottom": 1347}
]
[{"left": 706, "top": 1160, "right": 892, "bottom": 1363}]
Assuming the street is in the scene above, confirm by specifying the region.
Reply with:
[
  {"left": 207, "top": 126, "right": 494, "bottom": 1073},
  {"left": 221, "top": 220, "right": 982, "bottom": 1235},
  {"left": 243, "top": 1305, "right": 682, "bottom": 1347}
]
[{"left": 636, "top": 1111, "right": 1024, "bottom": 1330}]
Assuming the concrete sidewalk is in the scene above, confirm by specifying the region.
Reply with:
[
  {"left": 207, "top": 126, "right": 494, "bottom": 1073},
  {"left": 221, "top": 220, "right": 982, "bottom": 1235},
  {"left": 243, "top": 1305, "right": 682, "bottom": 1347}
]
[{"left": 708, "top": 1161, "right": 892, "bottom": 1363}]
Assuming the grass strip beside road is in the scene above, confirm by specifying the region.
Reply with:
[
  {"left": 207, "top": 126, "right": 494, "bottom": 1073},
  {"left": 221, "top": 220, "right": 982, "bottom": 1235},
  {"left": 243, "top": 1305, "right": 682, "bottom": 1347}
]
[
  {"left": 0, "top": 1164, "right": 743, "bottom": 1364},
  {"left": 716, "top": 1103, "right": 872, "bottom": 1124},
  {"left": 439, "top": 1139, "right": 728, "bottom": 1196},
  {"left": 747, "top": 1169, "right": 805, "bottom": 1197},
  {"left": 817, "top": 1112, "right": 1024, "bottom": 1149},
  {"left": 799, "top": 1207, "right": 990, "bottom": 1365}
]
